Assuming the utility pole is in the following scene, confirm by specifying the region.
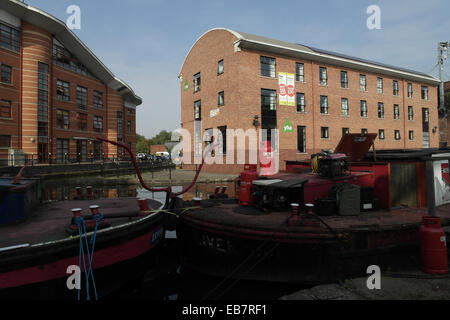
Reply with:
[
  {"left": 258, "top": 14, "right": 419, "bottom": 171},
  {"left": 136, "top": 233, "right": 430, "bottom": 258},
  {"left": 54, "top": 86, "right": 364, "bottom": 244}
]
[{"left": 438, "top": 42, "right": 449, "bottom": 147}]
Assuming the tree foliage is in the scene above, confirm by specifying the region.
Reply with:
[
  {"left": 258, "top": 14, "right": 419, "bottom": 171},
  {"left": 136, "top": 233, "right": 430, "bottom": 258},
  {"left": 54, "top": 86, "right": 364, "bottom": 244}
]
[{"left": 135, "top": 131, "right": 173, "bottom": 154}]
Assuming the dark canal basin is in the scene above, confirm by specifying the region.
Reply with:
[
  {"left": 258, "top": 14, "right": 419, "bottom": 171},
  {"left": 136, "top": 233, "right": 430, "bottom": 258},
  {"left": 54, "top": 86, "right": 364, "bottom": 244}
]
[{"left": 39, "top": 181, "right": 309, "bottom": 300}]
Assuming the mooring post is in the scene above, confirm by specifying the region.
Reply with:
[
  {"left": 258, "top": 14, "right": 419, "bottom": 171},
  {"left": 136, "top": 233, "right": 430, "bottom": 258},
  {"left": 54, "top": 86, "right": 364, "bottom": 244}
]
[{"left": 426, "top": 159, "right": 436, "bottom": 216}]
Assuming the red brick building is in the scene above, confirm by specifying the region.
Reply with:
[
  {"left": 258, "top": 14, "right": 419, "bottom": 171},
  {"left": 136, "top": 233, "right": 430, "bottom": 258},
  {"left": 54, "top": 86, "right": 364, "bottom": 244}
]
[
  {"left": 0, "top": 1, "right": 140, "bottom": 165},
  {"left": 179, "top": 28, "right": 441, "bottom": 173}
]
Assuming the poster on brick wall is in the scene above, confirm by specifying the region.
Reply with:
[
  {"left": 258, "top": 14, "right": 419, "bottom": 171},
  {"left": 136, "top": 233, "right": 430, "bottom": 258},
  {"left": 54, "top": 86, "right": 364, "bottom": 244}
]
[{"left": 278, "top": 72, "right": 295, "bottom": 106}]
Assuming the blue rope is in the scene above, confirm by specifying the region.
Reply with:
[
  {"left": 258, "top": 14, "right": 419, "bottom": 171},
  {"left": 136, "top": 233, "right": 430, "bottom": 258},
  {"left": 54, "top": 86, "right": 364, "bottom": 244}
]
[{"left": 75, "top": 213, "right": 103, "bottom": 300}]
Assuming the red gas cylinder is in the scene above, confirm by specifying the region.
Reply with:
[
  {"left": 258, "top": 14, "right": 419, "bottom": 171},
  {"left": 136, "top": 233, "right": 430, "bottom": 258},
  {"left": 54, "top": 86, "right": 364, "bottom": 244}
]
[
  {"left": 238, "top": 164, "right": 258, "bottom": 206},
  {"left": 419, "top": 216, "right": 448, "bottom": 274}
]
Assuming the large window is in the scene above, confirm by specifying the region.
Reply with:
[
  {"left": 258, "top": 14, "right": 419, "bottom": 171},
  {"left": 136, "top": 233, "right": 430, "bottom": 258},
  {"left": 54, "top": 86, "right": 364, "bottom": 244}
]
[
  {"left": 321, "top": 127, "right": 329, "bottom": 139},
  {"left": 56, "top": 139, "right": 69, "bottom": 163},
  {"left": 217, "top": 60, "right": 224, "bottom": 75},
  {"left": 218, "top": 91, "right": 224, "bottom": 106},
  {"left": 260, "top": 56, "right": 276, "bottom": 77},
  {"left": 1, "top": 65, "right": 11, "bottom": 83},
  {"left": 320, "top": 95, "right": 328, "bottom": 114},
  {"left": 218, "top": 125, "right": 227, "bottom": 154},
  {"left": 76, "top": 86, "right": 87, "bottom": 110},
  {"left": 53, "top": 43, "right": 92, "bottom": 76},
  {"left": 378, "top": 102, "right": 384, "bottom": 119},
  {"left": 193, "top": 73, "right": 201, "bottom": 92},
  {"left": 93, "top": 115, "right": 103, "bottom": 132},
  {"left": 394, "top": 104, "right": 400, "bottom": 120},
  {"left": 117, "top": 111, "right": 123, "bottom": 141},
  {"left": 194, "top": 100, "right": 201, "bottom": 120},
  {"left": 297, "top": 93, "right": 305, "bottom": 112},
  {"left": 93, "top": 90, "right": 103, "bottom": 109},
  {"left": 297, "top": 126, "right": 306, "bottom": 153},
  {"left": 408, "top": 106, "right": 414, "bottom": 121},
  {"left": 77, "top": 112, "right": 87, "bottom": 131},
  {"left": 360, "top": 100, "right": 367, "bottom": 117},
  {"left": 341, "top": 71, "right": 348, "bottom": 88},
  {"left": 360, "top": 74, "right": 367, "bottom": 91},
  {"left": 393, "top": 80, "right": 399, "bottom": 96},
  {"left": 0, "top": 99, "right": 11, "bottom": 118},
  {"left": 38, "top": 62, "right": 49, "bottom": 144},
  {"left": 0, "top": 135, "right": 11, "bottom": 148},
  {"left": 407, "top": 83, "right": 413, "bottom": 98},
  {"left": 341, "top": 98, "right": 349, "bottom": 116},
  {"left": 56, "top": 80, "right": 70, "bottom": 101},
  {"left": 296, "top": 63, "right": 304, "bottom": 82},
  {"left": 0, "top": 23, "right": 20, "bottom": 52},
  {"left": 377, "top": 77, "right": 383, "bottom": 93},
  {"left": 319, "top": 67, "right": 327, "bottom": 85},
  {"left": 421, "top": 86, "right": 428, "bottom": 100},
  {"left": 56, "top": 109, "right": 69, "bottom": 129},
  {"left": 261, "top": 89, "right": 277, "bottom": 129}
]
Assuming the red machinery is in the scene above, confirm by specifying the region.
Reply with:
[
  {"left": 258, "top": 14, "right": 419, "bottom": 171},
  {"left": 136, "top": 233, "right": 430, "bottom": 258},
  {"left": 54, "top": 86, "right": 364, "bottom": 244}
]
[
  {"left": 419, "top": 216, "right": 448, "bottom": 274},
  {"left": 238, "top": 164, "right": 259, "bottom": 206}
]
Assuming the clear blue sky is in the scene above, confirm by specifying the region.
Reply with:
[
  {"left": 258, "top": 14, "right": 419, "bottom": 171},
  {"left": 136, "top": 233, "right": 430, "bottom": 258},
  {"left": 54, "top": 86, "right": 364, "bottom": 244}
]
[{"left": 26, "top": 0, "right": 450, "bottom": 138}]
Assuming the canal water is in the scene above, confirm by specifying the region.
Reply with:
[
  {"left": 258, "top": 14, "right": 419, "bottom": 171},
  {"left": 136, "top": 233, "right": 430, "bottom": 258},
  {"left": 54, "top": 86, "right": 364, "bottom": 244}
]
[{"left": 40, "top": 182, "right": 309, "bottom": 300}]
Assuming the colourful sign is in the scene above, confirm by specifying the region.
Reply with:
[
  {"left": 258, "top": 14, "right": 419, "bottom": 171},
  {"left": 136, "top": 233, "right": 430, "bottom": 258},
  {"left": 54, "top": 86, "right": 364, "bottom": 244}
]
[
  {"left": 183, "top": 80, "right": 189, "bottom": 91},
  {"left": 282, "top": 118, "right": 293, "bottom": 132},
  {"left": 278, "top": 72, "right": 295, "bottom": 106}
]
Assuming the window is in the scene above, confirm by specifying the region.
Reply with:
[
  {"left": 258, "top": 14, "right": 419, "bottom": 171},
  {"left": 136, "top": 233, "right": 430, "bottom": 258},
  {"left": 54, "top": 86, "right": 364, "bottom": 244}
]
[
  {"left": 260, "top": 56, "right": 276, "bottom": 77},
  {"left": 56, "top": 139, "right": 69, "bottom": 163},
  {"left": 93, "top": 91, "right": 103, "bottom": 109},
  {"left": 296, "top": 93, "right": 305, "bottom": 112},
  {"left": 218, "top": 91, "right": 224, "bottom": 106},
  {"left": 421, "top": 86, "right": 428, "bottom": 100},
  {"left": 217, "top": 60, "right": 224, "bottom": 75},
  {"left": 56, "top": 109, "right": 69, "bottom": 129},
  {"left": 321, "top": 127, "right": 329, "bottom": 139},
  {"left": 361, "top": 128, "right": 368, "bottom": 134},
  {"left": 377, "top": 77, "right": 383, "bottom": 94},
  {"left": 320, "top": 95, "right": 328, "bottom": 114},
  {"left": 93, "top": 115, "right": 103, "bottom": 132},
  {"left": 56, "top": 80, "right": 70, "bottom": 101},
  {"left": 378, "top": 102, "right": 384, "bottom": 119},
  {"left": 408, "top": 83, "right": 413, "bottom": 98},
  {"left": 0, "top": 23, "right": 20, "bottom": 52},
  {"left": 53, "top": 43, "right": 92, "bottom": 76},
  {"left": 261, "top": 89, "right": 277, "bottom": 129},
  {"left": 38, "top": 62, "right": 49, "bottom": 143},
  {"left": 341, "top": 71, "right": 348, "bottom": 88},
  {"left": 117, "top": 111, "right": 123, "bottom": 141},
  {"left": 194, "top": 100, "right": 201, "bottom": 120},
  {"left": 393, "top": 104, "right": 399, "bottom": 120},
  {"left": 360, "top": 100, "right": 367, "bottom": 117},
  {"left": 379, "top": 129, "right": 385, "bottom": 140},
  {"left": 76, "top": 86, "right": 87, "bottom": 109},
  {"left": 393, "top": 80, "right": 399, "bottom": 96},
  {"left": 93, "top": 141, "right": 102, "bottom": 160},
  {"left": 296, "top": 63, "right": 304, "bottom": 82},
  {"left": 0, "top": 135, "right": 11, "bottom": 148},
  {"left": 408, "top": 106, "right": 414, "bottom": 120},
  {"left": 0, "top": 99, "right": 11, "bottom": 118},
  {"left": 193, "top": 73, "right": 201, "bottom": 92},
  {"left": 218, "top": 125, "right": 227, "bottom": 154},
  {"left": 77, "top": 112, "right": 87, "bottom": 131},
  {"left": 297, "top": 126, "right": 306, "bottom": 153},
  {"left": 1, "top": 65, "right": 11, "bottom": 83},
  {"left": 409, "top": 130, "right": 414, "bottom": 140},
  {"left": 341, "top": 98, "right": 349, "bottom": 116},
  {"left": 342, "top": 128, "right": 349, "bottom": 136},
  {"left": 127, "top": 120, "right": 132, "bottom": 133},
  {"left": 360, "top": 74, "right": 367, "bottom": 91},
  {"left": 319, "top": 67, "right": 327, "bottom": 85},
  {"left": 395, "top": 130, "right": 401, "bottom": 140}
]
